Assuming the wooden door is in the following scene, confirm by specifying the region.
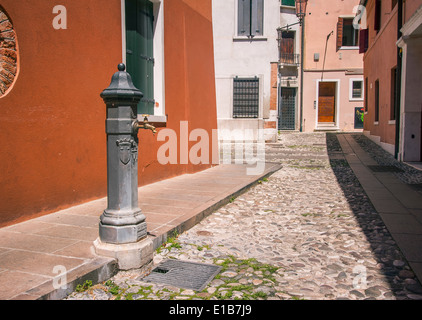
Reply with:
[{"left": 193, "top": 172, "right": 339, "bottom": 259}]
[
  {"left": 280, "top": 31, "right": 295, "bottom": 64},
  {"left": 318, "top": 82, "right": 336, "bottom": 123}
]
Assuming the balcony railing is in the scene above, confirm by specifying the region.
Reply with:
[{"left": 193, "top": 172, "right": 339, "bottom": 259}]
[{"left": 279, "top": 53, "right": 300, "bottom": 66}]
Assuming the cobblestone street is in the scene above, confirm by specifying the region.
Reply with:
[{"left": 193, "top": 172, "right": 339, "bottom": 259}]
[{"left": 65, "top": 133, "right": 422, "bottom": 300}]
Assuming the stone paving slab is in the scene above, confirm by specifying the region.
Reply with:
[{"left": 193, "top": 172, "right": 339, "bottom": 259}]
[
  {"left": 338, "top": 134, "right": 422, "bottom": 283},
  {"left": 0, "top": 163, "right": 280, "bottom": 300}
]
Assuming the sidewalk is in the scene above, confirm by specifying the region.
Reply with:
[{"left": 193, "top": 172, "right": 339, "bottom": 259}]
[
  {"left": 337, "top": 134, "right": 422, "bottom": 283},
  {"left": 0, "top": 163, "right": 281, "bottom": 300}
]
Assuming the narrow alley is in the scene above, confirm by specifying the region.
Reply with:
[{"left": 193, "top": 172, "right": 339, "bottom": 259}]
[{"left": 66, "top": 133, "right": 422, "bottom": 300}]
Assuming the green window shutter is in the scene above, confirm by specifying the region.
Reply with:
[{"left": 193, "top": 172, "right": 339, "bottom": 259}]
[
  {"left": 251, "top": 0, "right": 263, "bottom": 36},
  {"left": 238, "top": 0, "right": 251, "bottom": 36},
  {"left": 281, "top": 0, "right": 295, "bottom": 7},
  {"left": 126, "top": 0, "right": 154, "bottom": 115}
]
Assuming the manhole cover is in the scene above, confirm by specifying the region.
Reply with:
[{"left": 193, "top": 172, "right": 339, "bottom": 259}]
[
  {"left": 141, "top": 260, "right": 222, "bottom": 291},
  {"left": 367, "top": 165, "right": 404, "bottom": 173}
]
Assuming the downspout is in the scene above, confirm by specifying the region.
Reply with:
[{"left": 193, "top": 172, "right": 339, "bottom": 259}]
[
  {"left": 299, "top": 16, "right": 305, "bottom": 132},
  {"left": 321, "top": 31, "right": 334, "bottom": 81},
  {"left": 395, "top": 0, "right": 403, "bottom": 159}
]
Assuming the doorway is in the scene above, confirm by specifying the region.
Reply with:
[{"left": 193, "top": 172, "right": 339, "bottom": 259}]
[
  {"left": 279, "top": 31, "right": 295, "bottom": 64},
  {"left": 318, "top": 81, "right": 337, "bottom": 124},
  {"left": 278, "top": 87, "right": 296, "bottom": 130}
]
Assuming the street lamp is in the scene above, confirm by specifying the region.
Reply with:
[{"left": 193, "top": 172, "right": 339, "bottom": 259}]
[
  {"left": 278, "top": 0, "right": 308, "bottom": 31},
  {"left": 295, "top": 0, "right": 308, "bottom": 26},
  {"left": 297, "top": 0, "right": 307, "bottom": 132}
]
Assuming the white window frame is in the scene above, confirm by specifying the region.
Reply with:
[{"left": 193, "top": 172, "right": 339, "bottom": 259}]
[
  {"left": 339, "top": 15, "right": 359, "bottom": 50},
  {"left": 349, "top": 78, "right": 364, "bottom": 101}
]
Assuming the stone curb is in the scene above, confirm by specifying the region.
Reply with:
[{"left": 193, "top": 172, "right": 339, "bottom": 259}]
[{"left": 30, "top": 163, "right": 281, "bottom": 300}]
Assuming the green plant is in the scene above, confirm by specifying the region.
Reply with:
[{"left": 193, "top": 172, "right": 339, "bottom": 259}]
[
  {"left": 156, "top": 231, "right": 182, "bottom": 253},
  {"left": 104, "top": 280, "right": 114, "bottom": 286},
  {"left": 75, "top": 280, "right": 93, "bottom": 292},
  {"left": 167, "top": 235, "right": 182, "bottom": 249},
  {"left": 108, "top": 284, "right": 121, "bottom": 296},
  {"left": 250, "top": 291, "right": 268, "bottom": 299}
]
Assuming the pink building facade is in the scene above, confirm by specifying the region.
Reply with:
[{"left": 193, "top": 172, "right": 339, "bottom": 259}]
[
  {"left": 359, "top": 0, "right": 422, "bottom": 161},
  {"left": 301, "top": 0, "right": 365, "bottom": 133}
]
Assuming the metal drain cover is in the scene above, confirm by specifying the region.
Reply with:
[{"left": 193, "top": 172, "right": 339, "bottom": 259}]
[
  {"left": 141, "top": 260, "right": 222, "bottom": 291},
  {"left": 367, "top": 165, "right": 404, "bottom": 173}
]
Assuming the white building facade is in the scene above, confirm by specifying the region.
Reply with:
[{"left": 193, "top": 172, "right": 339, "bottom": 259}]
[{"left": 213, "top": 0, "right": 284, "bottom": 142}]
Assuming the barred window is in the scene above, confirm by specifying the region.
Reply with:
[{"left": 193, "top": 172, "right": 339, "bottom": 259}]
[{"left": 233, "top": 77, "right": 259, "bottom": 118}]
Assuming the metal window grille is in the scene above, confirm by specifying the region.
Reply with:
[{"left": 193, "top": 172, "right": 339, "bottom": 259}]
[
  {"left": 279, "top": 53, "right": 300, "bottom": 66},
  {"left": 278, "top": 87, "right": 296, "bottom": 130},
  {"left": 233, "top": 77, "right": 259, "bottom": 118}
]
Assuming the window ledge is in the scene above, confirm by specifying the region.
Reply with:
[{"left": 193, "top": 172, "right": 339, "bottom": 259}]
[
  {"left": 349, "top": 98, "right": 364, "bottom": 101},
  {"left": 232, "top": 117, "right": 261, "bottom": 120},
  {"left": 339, "top": 46, "right": 359, "bottom": 50},
  {"left": 388, "top": 120, "right": 396, "bottom": 125},
  {"left": 233, "top": 36, "right": 267, "bottom": 42},
  {"left": 280, "top": 5, "right": 295, "bottom": 10},
  {"left": 374, "top": 121, "right": 379, "bottom": 125}
]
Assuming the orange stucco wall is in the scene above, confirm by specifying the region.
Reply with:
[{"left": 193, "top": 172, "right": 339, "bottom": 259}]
[
  {"left": 363, "top": 0, "right": 398, "bottom": 145},
  {"left": 0, "top": 0, "right": 217, "bottom": 227},
  {"left": 362, "top": 0, "right": 422, "bottom": 146},
  {"left": 162, "top": 0, "right": 217, "bottom": 175}
]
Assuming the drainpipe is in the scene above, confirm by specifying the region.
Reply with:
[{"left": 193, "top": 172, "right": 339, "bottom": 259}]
[
  {"left": 321, "top": 31, "right": 334, "bottom": 81},
  {"left": 394, "top": 0, "right": 403, "bottom": 159},
  {"left": 299, "top": 16, "right": 305, "bottom": 132}
]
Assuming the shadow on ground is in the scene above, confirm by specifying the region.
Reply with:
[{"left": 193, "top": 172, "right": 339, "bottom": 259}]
[{"left": 326, "top": 133, "right": 422, "bottom": 299}]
